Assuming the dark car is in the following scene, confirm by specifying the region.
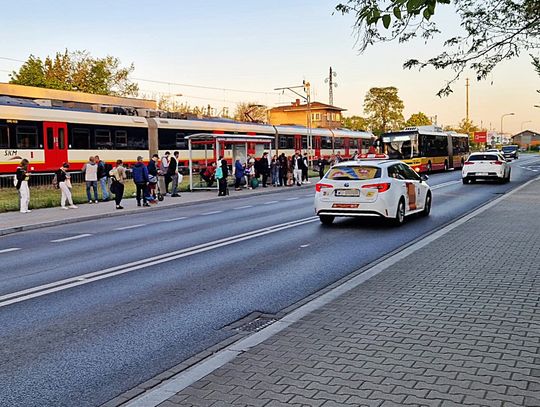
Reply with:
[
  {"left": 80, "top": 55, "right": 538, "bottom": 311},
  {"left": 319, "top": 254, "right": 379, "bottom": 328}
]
[{"left": 502, "top": 145, "right": 519, "bottom": 160}]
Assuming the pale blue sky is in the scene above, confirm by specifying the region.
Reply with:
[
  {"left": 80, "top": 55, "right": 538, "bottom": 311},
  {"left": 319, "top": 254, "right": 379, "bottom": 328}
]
[{"left": 1, "top": 0, "right": 538, "bottom": 134}]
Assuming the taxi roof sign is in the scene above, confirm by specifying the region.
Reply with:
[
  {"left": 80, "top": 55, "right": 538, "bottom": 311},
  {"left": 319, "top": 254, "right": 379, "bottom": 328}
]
[{"left": 357, "top": 153, "right": 389, "bottom": 160}]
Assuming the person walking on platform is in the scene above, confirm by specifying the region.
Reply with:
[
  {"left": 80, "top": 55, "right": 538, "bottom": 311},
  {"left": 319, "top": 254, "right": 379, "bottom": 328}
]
[
  {"left": 259, "top": 152, "right": 271, "bottom": 187},
  {"left": 234, "top": 159, "right": 245, "bottom": 191},
  {"left": 302, "top": 152, "right": 310, "bottom": 184},
  {"left": 216, "top": 159, "right": 229, "bottom": 196},
  {"left": 161, "top": 151, "right": 171, "bottom": 194},
  {"left": 278, "top": 153, "right": 287, "bottom": 186},
  {"left": 15, "top": 158, "right": 31, "bottom": 213},
  {"left": 56, "top": 163, "right": 77, "bottom": 209},
  {"left": 132, "top": 156, "right": 150, "bottom": 207},
  {"left": 95, "top": 155, "right": 110, "bottom": 202},
  {"left": 168, "top": 151, "right": 181, "bottom": 197},
  {"left": 109, "top": 159, "right": 127, "bottom": 209},
  {"left": 292, "top": 151, "right": 304, "bottom": 186},
  {"left": 82, "top": 156, "right": 99, "bottom": 203}
]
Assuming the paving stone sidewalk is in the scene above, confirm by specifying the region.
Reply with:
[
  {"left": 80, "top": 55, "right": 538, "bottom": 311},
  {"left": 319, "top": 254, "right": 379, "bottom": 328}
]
[{"left": 155, "top": 180, "right": 540, "bottom": 407}]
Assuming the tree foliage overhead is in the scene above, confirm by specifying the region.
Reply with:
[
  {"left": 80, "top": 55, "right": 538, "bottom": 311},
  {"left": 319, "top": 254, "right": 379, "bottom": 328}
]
[
  {"left": 233, "top": 102, "right": 267, "bottom": 122},
  {"left": 363, "top": 86, "right": 404, "bottom": 133},
  {"left": 342, "top": 115, "right": 369, "bottom": 131},
  {"left": 10, "top": 50, "right": 139, "bottom": 97},
  {"left": 335, "top": 0, "right": 540, "bottom": 96},
  {"left": 404, "top": 112, "right": 432, "bottom": 127}
]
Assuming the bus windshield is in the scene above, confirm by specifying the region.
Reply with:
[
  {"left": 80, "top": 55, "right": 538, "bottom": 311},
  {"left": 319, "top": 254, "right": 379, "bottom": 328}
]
[{"left": 382, "top": 134, "right": 419, "bottom": 159}]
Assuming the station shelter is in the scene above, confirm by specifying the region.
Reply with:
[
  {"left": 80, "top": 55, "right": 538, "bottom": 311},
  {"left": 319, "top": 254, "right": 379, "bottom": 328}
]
[{"left": 185, "top": 133, "right": 274, "bottom": 191}]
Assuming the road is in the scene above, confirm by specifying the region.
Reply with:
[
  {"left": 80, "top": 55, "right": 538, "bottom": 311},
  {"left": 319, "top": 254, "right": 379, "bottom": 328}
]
[{"left": 1, "top": 155, "right": 539, "bottom": 407}]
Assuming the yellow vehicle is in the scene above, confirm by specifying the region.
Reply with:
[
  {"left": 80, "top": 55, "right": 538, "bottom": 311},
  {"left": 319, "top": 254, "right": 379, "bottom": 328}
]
[{"left": 381, "top": 126, "right": 469, "bottom": 173}]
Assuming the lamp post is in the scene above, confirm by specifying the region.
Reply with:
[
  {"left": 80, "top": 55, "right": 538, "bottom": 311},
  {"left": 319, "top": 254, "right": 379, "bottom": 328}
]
[
  {"left": 521, "top": 120, "right": 532, "bottom": 131},
  {"left": 500, "top": 113, "right": 515, "bottom": 143}
]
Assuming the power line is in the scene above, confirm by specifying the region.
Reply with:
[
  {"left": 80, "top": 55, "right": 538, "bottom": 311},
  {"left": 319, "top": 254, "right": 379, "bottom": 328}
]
[
  {"left": 132, "top": 77, "right": 280, "bottom": 95},
  {"left": 0, "top": 56, "right": 25, "bottom": 63}
]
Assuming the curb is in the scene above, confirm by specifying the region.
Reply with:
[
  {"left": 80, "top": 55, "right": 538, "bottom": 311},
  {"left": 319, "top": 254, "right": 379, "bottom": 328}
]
[{"left": 0, "top": 182, "right": 316, "bottom": 237}]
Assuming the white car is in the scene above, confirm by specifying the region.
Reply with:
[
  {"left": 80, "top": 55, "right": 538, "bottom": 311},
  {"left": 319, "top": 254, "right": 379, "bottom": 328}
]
[
  {"left": 314, "top": 155, "right": 432, "bottom": 226},
  {"left": 462, "top": 152, "right": 511, "bottom": 184}
]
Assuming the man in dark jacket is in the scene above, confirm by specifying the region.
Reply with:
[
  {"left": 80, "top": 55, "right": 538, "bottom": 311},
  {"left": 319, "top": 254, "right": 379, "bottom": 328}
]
[
  {"left": 278, "top": 153, "right": 288, "bottom": 186},
  {"left": 167, "top": 151, "right": 181, "bottom": 197},
  {"left": 132, "top": 156, "right": 150, "bottom": 207},
  {"left": 259, "top": 152, "right": 271, "bottom": 187}
]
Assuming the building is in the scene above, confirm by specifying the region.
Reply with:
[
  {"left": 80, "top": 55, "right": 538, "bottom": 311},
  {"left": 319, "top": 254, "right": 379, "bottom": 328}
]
[
  {"left": 511, "top": 130, "right": 540, "bottom": 149},
  {"left": 268, "top": 99, "right": 345, "bottom": 128}
]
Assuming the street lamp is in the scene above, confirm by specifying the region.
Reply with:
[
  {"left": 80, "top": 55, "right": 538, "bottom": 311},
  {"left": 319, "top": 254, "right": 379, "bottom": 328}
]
[
  {"left": 500, "top": 113, "right": 515, "bottom": 142},
  {"left": 521, "top": 120, "right": 532, "bottom": 131}
]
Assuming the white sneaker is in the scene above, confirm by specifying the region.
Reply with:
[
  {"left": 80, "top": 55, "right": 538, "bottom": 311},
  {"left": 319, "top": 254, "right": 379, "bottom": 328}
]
[
  {"left": 69, "top": 205, "right": 78, "bottom": 209},
  {"left": 61, "top": 206, "right": 69, "bottom": 210},
  {"left": 21, "top": 210, "right": 32, "bottom": 213}
]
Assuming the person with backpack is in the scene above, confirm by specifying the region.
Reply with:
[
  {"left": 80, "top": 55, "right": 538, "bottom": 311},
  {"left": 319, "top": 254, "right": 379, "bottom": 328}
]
[
  {"left": 15, "top": 158, "right": 31, "bottom": 213},
  {"left": 95, "top": 155, "right": 110, "bottom": 202},
  {"left": 55, "top": 163, "right": 77, "bottom": 210},
  {"left": 132, "top": 156, "right": 150, "bottom": 207},
  {"left": 216, "top": 159, "right": 229, "bottom": 196},
  {"left": 109, "top": 159, "right": 127, "bottom": 209}
]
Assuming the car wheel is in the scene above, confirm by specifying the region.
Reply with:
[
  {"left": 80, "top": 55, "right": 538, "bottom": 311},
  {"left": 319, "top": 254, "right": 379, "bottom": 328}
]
[
  {"left": 392, "top": 199, "right": 406, "bottom": 226},
  {"left": 505, "top": 169, "right": 511, "bottom": 183},
  {"left": 319, "top": 215, "right": 334, "bottom": 225},
  {"left": 462, "top": 177, "right": 469, "bottom": 184},
  {"left": 421, "top": 192, "right": 432, "bottom": 217}
]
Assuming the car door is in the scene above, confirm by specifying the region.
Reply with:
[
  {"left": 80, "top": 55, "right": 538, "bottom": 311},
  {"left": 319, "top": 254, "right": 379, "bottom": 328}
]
[
  {"left": 398, "top": 163, "right": 424, "bottom": 212},
  {"left": 387, "top": 164, "right": 410, "bottom": 211}
]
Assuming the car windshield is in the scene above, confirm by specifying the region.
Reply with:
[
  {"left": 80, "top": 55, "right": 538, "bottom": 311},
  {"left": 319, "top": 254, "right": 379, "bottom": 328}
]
[
  {"left": 468, "top": 154, "right": 499, "bottom": 161},
  {"left": 502, "top": 146, "right": 517, "bottom": 152},
  {"left": 382, "top": 134, "right": 419, "bottom": 159},
  {"left": 326, "top": 166, "right": 381, "bottom": 180}
]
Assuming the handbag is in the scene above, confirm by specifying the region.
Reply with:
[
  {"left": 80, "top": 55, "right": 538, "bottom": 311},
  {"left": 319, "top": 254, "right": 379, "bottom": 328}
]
[{"left": 65, "top": 179, "right": 72, "bottom": 189}]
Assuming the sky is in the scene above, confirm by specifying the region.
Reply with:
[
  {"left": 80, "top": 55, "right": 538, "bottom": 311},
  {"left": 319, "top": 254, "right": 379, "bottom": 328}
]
[{"left": 1, "top": 0, "right": 539, "bottom": 135}]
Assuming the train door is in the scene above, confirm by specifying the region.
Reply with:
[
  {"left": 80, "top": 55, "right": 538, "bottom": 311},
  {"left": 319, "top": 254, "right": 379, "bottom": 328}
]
[
  {"left": 314, "top": 136, "right": 321, "bottom": 158},
  {"left": 43, "top": 122, "right": 68, "bottom": 169},
  {"left": 294, "top": 135, "right": 302, "bottom": 151}
]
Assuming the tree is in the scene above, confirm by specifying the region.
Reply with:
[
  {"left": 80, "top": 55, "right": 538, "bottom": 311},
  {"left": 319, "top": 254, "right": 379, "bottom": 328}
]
[
  {"left": 405, "top": 112, "right": 432, "bottom": 127},
  {"left": 10, "top": 50, "right": 139, "bottom": 97},
  {"left": 335, "top": 0, "right": 540, "bottom": 96},
  {"left": 444, "top": 118, "right": 480, "bottom": 134},
  {"left": 233, "top": 102, "right": 267, "bottom": 122},
  {"left": 363, "top": 87, "right": 404, "bottom": 134},
  {"left": 342, "top": 115, "right": 369, "bottom": 131}
]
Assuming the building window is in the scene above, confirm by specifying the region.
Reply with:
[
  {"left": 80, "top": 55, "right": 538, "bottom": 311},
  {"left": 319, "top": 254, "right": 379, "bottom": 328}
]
[
  {"left": 336, "top": 113, "right": 341, "bottom": 121},
  {"left": 16, "top": 126, "right": 38, "bottom": 148}
]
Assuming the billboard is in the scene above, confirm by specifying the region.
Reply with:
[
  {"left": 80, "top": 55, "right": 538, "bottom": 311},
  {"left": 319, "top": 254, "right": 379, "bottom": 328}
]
[{"left": 473, "top": 131, "right": 487, "bottom": 143}]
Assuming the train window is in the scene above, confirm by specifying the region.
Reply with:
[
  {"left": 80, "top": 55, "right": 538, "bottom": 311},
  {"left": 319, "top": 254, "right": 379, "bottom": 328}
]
[
  {"left": 334, "top": 137, "right": 343, "bottom": 148},
  {"left": 279, "top": 136, "right": 287, "bottom": 149},
  {"left": 46, "top": 127, "right": 54, "bottom": 149},
  {"left": 302, "top": 136, "right": 307, "bottom": 149},
  {"left": 115, "top": 130, "right": 128, "bottom": 149},
  {"left": 0, "top": 125, "right": 9, "bottom": 148},
  {"left": 175, "top": 133, "right": 186, "bottom": 149},
  {"left": 95, "top": 129, "right": 112, "bottom": 149},
  {"left": 321, "top": 136, "right": 332, "bottom": 149},
  {"left": 16, "top": 126, "right": 38, "bottom": 148},
  {"left": 71, "top": 128, "right": 90, "bottom": 149},
  {"left": 58, "top": 128, "right": 65, "bottom": 149},
  {"left": 349, "top": 138, "right": 358, "bottom": 148}
]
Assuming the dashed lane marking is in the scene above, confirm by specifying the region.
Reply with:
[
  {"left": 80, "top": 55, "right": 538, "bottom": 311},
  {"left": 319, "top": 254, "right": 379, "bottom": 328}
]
[
  {"left": 285, "top": 197, "right": 299, "bottom": 201},
  {"left": 50, "top": 234, "right": 92, "bottom": 243},
  {"left": 114, "top": 225, "right": 145, "bottom": 231},
  {"left": 163, "top": 217, "right": 187, "bottom": 222},
  {"left": 431, "top": 180, "right": 462, "bottom": 190},
  {"left": 233, "top": 205, "right": 253, "bottom": 210},
  {"left": 0, "top": 248, "right": 21, "bottom": 254},
  {"left": 300, "top": 244, "right": 310, "bottom": 248},
  {"left": 201, "top": 211, "right": 223, "bottom": 215},
  {"left": 263, "top": 201, "right": 279, "bottom": 205}
]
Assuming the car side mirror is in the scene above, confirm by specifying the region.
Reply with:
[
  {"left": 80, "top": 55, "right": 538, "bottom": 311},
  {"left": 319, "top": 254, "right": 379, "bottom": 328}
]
[{"left": 421, "top": 174, "right": 429, "bottom": 182}]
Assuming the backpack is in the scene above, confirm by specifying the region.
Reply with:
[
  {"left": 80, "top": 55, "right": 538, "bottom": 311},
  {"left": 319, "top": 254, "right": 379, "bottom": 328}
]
[
  {"left": 215, "top": 167, "right": 223, "bottom": 180},
  {"left": 52, "top": 174, "right": 59, "bottom": 189}
]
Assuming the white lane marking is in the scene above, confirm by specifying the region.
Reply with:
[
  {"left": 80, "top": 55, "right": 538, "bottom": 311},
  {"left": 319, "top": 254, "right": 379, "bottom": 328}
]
[
  {"left": 285, "top": 197, "right": 299, "bottom": 201},
  {"left": 50, "top": 234, "right": 92, "bottom": 243},
  {"left": 304, "top": 193, "right": 313, "bottom": 197},
  {"left": 300, "top": 244, "right": 310, "bottom": 248},
  {"left": 263, "top": 201, "right": 279, "bottom": 205},
  {"left": 201, "top": 210, "right": 223, "bottom": 215},
  {"left": 114, "top": 224, "right": 145, "bottom": 231},
  {"left": 163, "top": 217, "right": 187, "bottom": 222},
  {"left": 124, "top": 174, "right": 540, "bottom": 407},
  {"left": 0, "top": 248, "right": 21, "bottom": 254},
  {"left": 0, "top": 217, "right": 318, "bottom": 308},
  {"left": 431, "top": 180, "right": 462, "bottom": 190},
  {"left": 234, "top": 205, "right": 253, "bottom": 210}
]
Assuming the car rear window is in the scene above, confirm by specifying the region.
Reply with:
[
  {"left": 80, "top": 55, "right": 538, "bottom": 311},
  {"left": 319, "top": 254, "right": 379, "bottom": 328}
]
[
  {"left": 502, "top": 146, "right": 517, "bottom": 152},
  {"left": 326, "top": 166, "right": 381, "bottom": 180},
  {"left": 468, "top": 154, "right": 499, "bottom": 161}
]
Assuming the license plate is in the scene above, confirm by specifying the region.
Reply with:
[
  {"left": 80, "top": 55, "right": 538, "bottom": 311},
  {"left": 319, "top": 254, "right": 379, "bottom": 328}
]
[
  {"left": 335, "top": 189, "right": 359, "bottom": 197},
  {"left": 332, "top": 203, "right": 359, "bottom": 208}
]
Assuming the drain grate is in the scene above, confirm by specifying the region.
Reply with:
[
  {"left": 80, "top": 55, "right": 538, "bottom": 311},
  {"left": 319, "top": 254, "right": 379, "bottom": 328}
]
[{"left": 236, "top": 316, "right": 277, "bottom": 333}]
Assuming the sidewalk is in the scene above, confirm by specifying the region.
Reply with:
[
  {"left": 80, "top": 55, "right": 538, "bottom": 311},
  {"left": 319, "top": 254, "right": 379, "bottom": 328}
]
[
  {"left": 0, "top": 180, "right": 316, "bottom": 236},
  {"left": 125, "top": 178, "right": 540, "bottom": 407}
]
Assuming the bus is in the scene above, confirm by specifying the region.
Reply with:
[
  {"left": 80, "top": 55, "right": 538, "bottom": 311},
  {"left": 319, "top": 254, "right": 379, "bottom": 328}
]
[{"left": 381, "top": 126, "right": 469, "bottom": 173}]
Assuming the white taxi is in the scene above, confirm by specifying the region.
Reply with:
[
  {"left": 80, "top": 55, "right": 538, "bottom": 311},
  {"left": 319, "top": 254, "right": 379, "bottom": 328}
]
[
  {"left": 314, "top": 154, "right": 432, "bottom": 226},
  {"left": 462, "top": 152, "right": 511, "bottom": 184}
]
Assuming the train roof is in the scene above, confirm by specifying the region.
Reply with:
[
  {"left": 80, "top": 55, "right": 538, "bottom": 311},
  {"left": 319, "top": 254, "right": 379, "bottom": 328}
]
[{"left": 152, "top": 117, "right": 276, "bottom": 134}]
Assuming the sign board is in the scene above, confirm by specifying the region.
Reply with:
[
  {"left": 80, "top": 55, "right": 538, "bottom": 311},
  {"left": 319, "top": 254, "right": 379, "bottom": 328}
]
[{"left": 473, "top": 131, "right": 487, "bottom": 143}]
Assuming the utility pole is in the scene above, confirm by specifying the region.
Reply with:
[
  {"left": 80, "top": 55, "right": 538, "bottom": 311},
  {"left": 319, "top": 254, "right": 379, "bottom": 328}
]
[
  {"left": 274, "top": 81, "right": 313, "bottom": 164},
  {"left": 325, "top": 67, "right": 337, "bottom": 106},
  {"left": 465, "top": 78, "right": 470, "bottom": 123}
]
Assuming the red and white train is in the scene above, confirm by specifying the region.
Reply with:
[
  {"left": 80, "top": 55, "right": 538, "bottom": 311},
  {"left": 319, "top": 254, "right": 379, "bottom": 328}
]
[{"left": 0, "top": 101, "right": 374, "bottom": 173}]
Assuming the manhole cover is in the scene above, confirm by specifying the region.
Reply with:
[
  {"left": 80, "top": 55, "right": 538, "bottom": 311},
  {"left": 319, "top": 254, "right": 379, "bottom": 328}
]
[{"left": 236, "top": 316, "right": 277, "bottom": 333}]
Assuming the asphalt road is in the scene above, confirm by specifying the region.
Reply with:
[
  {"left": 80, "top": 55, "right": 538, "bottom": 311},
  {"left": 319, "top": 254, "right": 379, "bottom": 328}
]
[{"left": 1, "top": 155, "right": 539, "bottom": 407}]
